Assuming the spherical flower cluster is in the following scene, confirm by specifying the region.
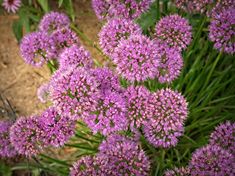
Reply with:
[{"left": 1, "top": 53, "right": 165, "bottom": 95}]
[
  {"left": 91, "top": 67, "right": 123, "bottom": 95},
  {"left": 143, "top": 88, "right": 188, "bottom": 148},
  {"left": 124, "top": 85, "right": 155, "bottom": 128},
  {"left": 2, "top": 0, "right": 21, "bottom": 13},
  {"left": 37, "top": 82, "right": 52, "bottom": 103},
  {"left": 154, "top": 41, "right": 183, "bottom": 83},
  {"left": 0, "top": 120, "right": 17, "bottom": 158},
  {"left": 209, "top": 8, "right": 235, "bottom": 54},
  {"left": 70, "top": 156, "right": 103, "bottom": 176},
  {"left": 209, "top": 0, "right": 235, "bottom": 18},
  {"left": 59, "top": 45, "right": 93, "bottom": 70},
  {"left": 49, "top": 27, "right": 80, "bottom": 58},
  {"left": 51, "top": 66, "right": 100, "bottom": 120},
  {"left": 39, "top": 107, "right": 76, "bottom": 147},
  {"left": 39, "top": 12, "right": 70, "bottom": 34},
  {"left": 98, "top": 18, "right": 141, "bottom": 57},
  {"left": 113, "top": 34, "right": 159, "bottom": 82},
  {"left": 209, "top": 121, "right": 235, "bottom": 155},
  {"left": 84, "top": 91, "right": 128, "bottom": 136},
  {"left": 155, "top": 14, "right": 192, "bottom": 51},
  {"left": 92, "top": 0, "right": 152, "bottom": 20},
  {"left": 20, "top": 32, "right": 51, "bottom": 67},
  {"left": 174, "top": 0, "right": 213, "bottom": 14},
  {"left": 189, "top": 145, "right": 235, "bottom": 176},
  {"left": 97, "top": 134, "right": 151, "bottom": 176},
  {"left": 164, "top": 167, "right": 190, "bottom": 176},
  {"left": 10, "top": 116, "right": 44, "bottom": 157}
]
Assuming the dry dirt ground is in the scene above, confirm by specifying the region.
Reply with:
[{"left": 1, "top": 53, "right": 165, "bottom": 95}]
[{"left": 0, "top": 0, "right": 102, "bottom": 117}]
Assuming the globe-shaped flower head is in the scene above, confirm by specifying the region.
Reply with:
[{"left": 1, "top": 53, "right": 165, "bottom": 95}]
[
  {"left": 84, "top": 91, "right": 128, "bottom": 136},
  {"left": 92, "top": 0, "right": 152, "bottom": 20},
  {"left": 49, "top": 27, "right": 80, "bottom": 58},
  {"left": 2, "top": 0, "right": 21, "bottom": 13},
  {"left": 10, "top": 116, "right": 44, "bottom": 157},
  {"left": 113, "top": 34, "right": 159, "bottom": 82},
  {"left": 209, "top": 8, "right": 235, "bottom": 54},
  {"left": 70, "top": 156, "right": 103, "bottom": 176},
  {"left": 125, "top": 85, "right": 155, "bottom": 128},
  {"left": 97, "top": 134, "right": 151, "bottom": 176},
  {"left": 154, "top": 41, "right": 183, "bottom": 83},
  {"left": 174, "top": 0, "right": 213, "bottom": 14},
  {"left": 20, "top": 32, "right": 51, "bottom": 67},
  {"left": 51, "top": 66, "right": 100, "bottom": 120},
  {"left": 164, "top": 167, "right": 190, "bottom": 176},
  {"left": 59, "top": 45, "right": 93, "bottom": 70},
  {"left": 209, "top": 0, "right": 235, "bottom": 18},
  {"left": 155, "top": 14, "right": 192, "bottom": 51},
  {"left": 0, "top": 120, "right": 18, "bottom": 158},
  {"left": 209, "top": 121, "right": 235, "bottom": 155},
  {"left": 39, "top": 107, "right": 76, "bottom": 147},
  {"left": 143, "top": 88, "right": 188, "bottom": 148},
  {"left": 189, "top": 145, "right": 235, "bottom": 176},
  {"left": 91, "top": 67, "right": 123, "bottom": 95},
  {"left": 39, "top": 12, "right": 70, "bottom": 34},
  {"left": 99, "top": 18, "right": 141, "bottom": 57}
]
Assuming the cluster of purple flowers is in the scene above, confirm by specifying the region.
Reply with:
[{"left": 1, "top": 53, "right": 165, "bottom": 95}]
[
  {"left": 92, "top": 0, "right": 152, "bottom": 20},
  {"left": 209, "top": 8, "right": 235, "bottom": 54},
  {"left": 9, "top": 107, "right": 76, "bottom": 157},
  {"left": 2, "top": 0, "right": 21, "bottom": 13},
  {"left": 98, "top": 14, "right": 191, "bottom": 83},
  {"left": 155, "top": 14, "right": 192, "bottom": 52},
  {"left": 165, "top": 121, "right": 235, "bottom": 175},
  {"left": 70, "top": 134, "right": 150, "bottom": 176},
  {"left": 174, "top": 0, "right": 214, "bottom": 14},
  {"left": 20, "top": 12, "right": 80, "bottom": 67}
]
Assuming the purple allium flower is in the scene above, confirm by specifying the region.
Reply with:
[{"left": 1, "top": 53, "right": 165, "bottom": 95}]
[
  {"left": 37, "top": 82, "right": 52, "bottom": 103},
  {"left": 154, "top": 41, "right": 183, "bottom": 83},
  {"left": 174, "top": 0, "right": 213, "bottom": 14},
  {"left": 155, "top": 14, "right": 192, "bottom": 51},
  {"left": 143, "top": 88, "right": 188, "bottom": 148},
  {"left": 209, "top": 121, "right": 235, "bottom": 155},
  {"left": 0, "top": 120, "right": 17, "bottom": 158},
  {"left": 39, "top": 12, "right": 70, "bottom": 34},
  {"left": 124, "top": 85, "right": 155, "bottom": 128},
  {"left": 113, "top": 34, "right": 159, "bottom": 82},
  {"left": 98, "top": 18, "right": 141, "bottom": 57},
  {"left": 84, "top": 91, "right": 128, "bottom": 136},
  {"left": 164, "top": 166, "right": 190, "bottom": 176},
  {"left": 49, "top": 27, "right": 80, "bottom": 58},
  {"left": 97, "top": 134, "right": 151, "bottom": 176},
  {"left": 209, "top": 0, "right": 235, "bottom": 18},
  {"left": 39, "top": 107, "right": 76, "bottom": 147},
  {"left": 70, "top": 156, "right": 104, "bottom": 176},
  {"left": 2, "top": 0, "right": 21, "bottom": 13},
  {"left": 189, "top": 145, "right": 235, "bottom": 176},
  {"left": 209, "top": 8, "right": 235, "bottom": 54},
  {"left": 51, "top": 65, "right": 100, "bottom": 120},
  {"left": 10, "top": 116, "right": 44, "bottom": 157},
  {"left": 20, "top": 32, "right": 51, "bottom": 67},
  {"left": 59, "top": 45, "right": 93, "bottom": 70},
  {"left": 92, "top": 0, "right": 152, "bottom": 20},
  {"left": 91, "top": 67, "right": 123, "bottom": 95}
]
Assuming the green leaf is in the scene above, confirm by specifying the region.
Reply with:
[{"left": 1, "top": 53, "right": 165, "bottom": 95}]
[
  {"left": 12, "top": 20, "right": 23, "bottom": 42},
  {"left": 62, "top": 0, "right": 75, "bottom": 21},
  {"left": 58, "top": 0, "right": 64, "bottom": 8},
  {"left": 136, "top": 2, "right": 159, "bottom": 33},
  {"left": 37, "top": 0, "right": 49, "bottom": 13}
]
